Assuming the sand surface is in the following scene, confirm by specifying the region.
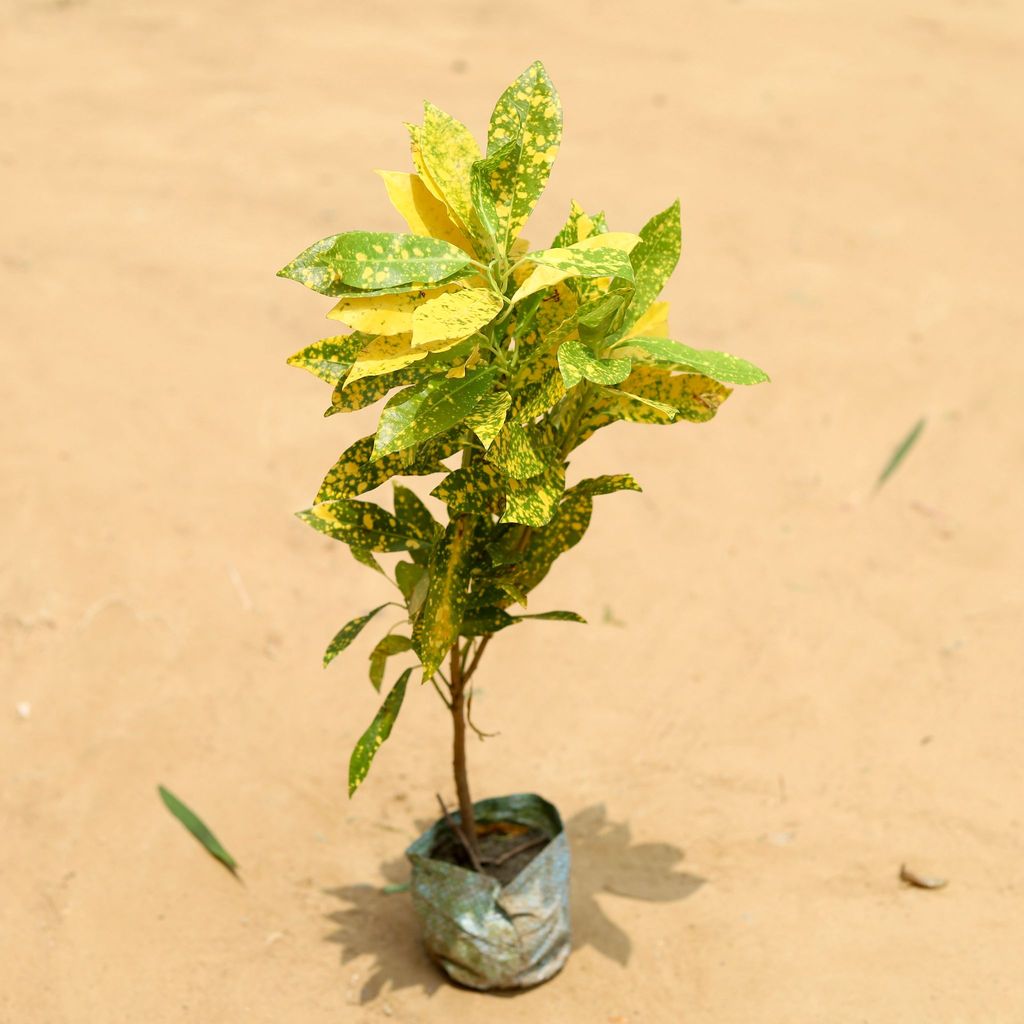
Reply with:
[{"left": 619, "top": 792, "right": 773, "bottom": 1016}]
[{"left": 3, "top": 2, "right": 1023, "bottom": 1021}]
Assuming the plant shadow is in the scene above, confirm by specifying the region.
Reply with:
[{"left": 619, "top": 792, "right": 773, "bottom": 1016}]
[{"left": 321, "top": 803, "right": 705, "bottom": 1002}]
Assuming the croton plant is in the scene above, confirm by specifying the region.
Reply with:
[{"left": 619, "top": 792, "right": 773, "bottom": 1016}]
[{"left": 279, "top": 61, "right": 767, "bottom": 862}]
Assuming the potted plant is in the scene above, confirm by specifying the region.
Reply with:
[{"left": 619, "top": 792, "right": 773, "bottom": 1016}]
[{"left": 278, "top": 61, "right": 767, "bottom": 990}]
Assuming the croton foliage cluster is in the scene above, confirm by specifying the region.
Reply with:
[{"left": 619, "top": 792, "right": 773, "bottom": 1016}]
[{"left": 279, "top": 61, "right": 768, "bottom": 794}]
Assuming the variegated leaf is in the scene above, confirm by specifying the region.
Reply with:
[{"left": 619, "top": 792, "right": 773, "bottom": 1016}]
[
  {"left": 619, "top": 200, "right": 681, "bottom": 333},
  {"left": 512, "top": 373, "right": 566, "bottom": 423},
  {"left": 430, "top": 461, "right": 505, "bottom": 516},
  {"left": 411, "top": 287, "right": 503, "bottom": 347},
  {"left": 620, "top": 367, "right": 733, "bottom": 420},
  {"left": 278, "top": 231, "right": 472, "bottom": 295},
  {"left": 511, "top": 234, "right": 639, "bottom": 305},
  {"left": 418, "top": 103, "right": 482, "bottom": 235},
  {"left": 286, "top": 334, "right": 369, "bottom": 385},
  {"left": 323, "top": 603, "right": 390, "bottom": 668},
  {"left": 623, "top": 300, "right": 669, "bottom": 340},
  {"left": 557, "top": 339, "right": 632, "bottom": 389},
  {"left": 349, "top": 668, "right": 411, "bottom": 796},
  {"left": 346, "top": 332, "right": 474, "bottom": 384},
  {"left": 412, "top": 517, "right": 476, "bottom": 679},
  {"left": 501, "top": 463, "right": 565, "bottom": 527},
  {"left": 297, "top": 498, "right": 431, "bottom": 553},
  {"left": 615, "top": 336, "right": 769, "bottom": 385},
  {"left": 326, "top": 363, "right": 433, "bottom": 416},
  {"left": 327, "top": 288, "right": 451, "bottom": 336},
  {"left": 369, "top": 635, "right": 413, "bottom": 692},
  {"left": 478, "top": 61, "right": 562, "bottom": 250},
  {"left": 376, "top": 170, "right": 475, "bottom": 252},
  {"left": 465, "top": 388, "right": 511, "bottom": 448},
  {"left": 314, "top": 435, "right": 449, "bottom": 503},
  {"left": 551, "top": 199, "right": 606, "bottom": 249},
  {"left": 350, "top": 546, "right": 386, "bottom": 576},
  {"left": 486, "top": 422, "right": 547, "bottom": 480},
  {"left": 372, "top": 367, "right": 498, "bottom": 460},
  {"left": 392, "top": 484, "right": 440, "bottom": 554}
]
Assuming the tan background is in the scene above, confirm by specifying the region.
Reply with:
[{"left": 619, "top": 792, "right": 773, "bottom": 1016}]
[{"left": 3, "top": 1, "right": 1023, "bottom": 1021}]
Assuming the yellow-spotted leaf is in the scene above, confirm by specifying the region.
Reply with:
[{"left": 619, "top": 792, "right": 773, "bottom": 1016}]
[
  {"left": 323, "top": 603, "right": 391, "bottom": 668},
  {"left": 510, "top": 234, "right": 639, "bottom": 305},
  {"left": 314, "top": 435, "right": 450, "bottom": 502},
  {"left": 327, "top": 288, "right": 452, "bottom": 336},
  {"left": 372, "top": 367, "right": 498, "bottom": 461},
  {"left": 326, "top": 363, "right": 434, "bottom": 416},
  {"left": 278, "top": 231, "right": 473, "bottom": 295},
  {"left": 512, "top": 373, "right": 566, "bottom": 423},
  {"left": 618, "top": 367, "right": 732, "bottom": 420},
  {"left": 411, "top": 288, "right": 503, "bottom": 347},
  {"left": 286, "top": 334, "right": 369, "bottom": 384},
  {"left": 465, "top": 388, "right": 511, "bottom": 449},
  {"left": 369, "top": 635, "right": 413, "bottom": 692},
  {"left": 486, "top": 422, "right": 548, "bottom": 480},
  {"left": 551, "top": 199, "right": 606, "bottom": 248},
  {"left": 501, "top": 463, "right": 565, "bottom": 527},
  {"left": 557, "top": 339, "right": 632, "bottom": 389},
  {"left": 619, "top": 200, "right": 681, "bottom": 333},
  {"left": 349, "top": 668, "right": 411, "bottom": 797},
  {"left": 296, "top": 498, "right": 431, "bottom": 553},
  {"left": 481, "top": 61, "right": 562, "bottom": 249},
  {"left": 418, "top": 103, "right": 482, "bottom": 236},
  {"left": 376, "top": 170, "right": 475, "bottom": 252},
  {"left": 430, "top": 461, "right": 505, "bottom": 516},
  {"left": 614, "top": 337, "right": 769, "bottom": 385},
  {"left": 413, "top": 518, "right": 477, "bottom": 679}
]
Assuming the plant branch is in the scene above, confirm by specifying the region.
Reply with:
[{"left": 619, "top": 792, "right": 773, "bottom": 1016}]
[{"left": 436, "top": 794, "right": 484, "bottom": 874}]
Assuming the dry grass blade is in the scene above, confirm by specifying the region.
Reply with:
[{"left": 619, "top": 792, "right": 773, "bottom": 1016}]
[{"left": 876, "top": 417, "right": 926, "bottom": 490}]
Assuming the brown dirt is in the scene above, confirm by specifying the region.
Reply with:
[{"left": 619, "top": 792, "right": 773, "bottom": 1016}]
[
  {"left": 3, "top": 2, "right": 1023, "bottom": 1022},
  {"left": 430, "top": 820, "right": 551, "bottom": 885}
]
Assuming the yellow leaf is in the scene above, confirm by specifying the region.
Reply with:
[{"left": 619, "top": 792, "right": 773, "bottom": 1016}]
[
  {"left": 571, "top": 231, "right": 641, "bottom": 254},
  {"left": 625, "top": 300, "right": 670, "bottom": 340},
  {"left": 327, "top": 288, "right": 448, "bottom": 335},
  {"left": 411, "top": 288, "right": 503, "bottom": 347},
  {"left": 376, "top": 171, "right": 475, "bottom": 253},
  {"left": 345, "top": 333, "right": 466, "bottom": 384}
]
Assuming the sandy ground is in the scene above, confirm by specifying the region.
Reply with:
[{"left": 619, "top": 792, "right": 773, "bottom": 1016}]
[{"left": 3, "top": 1, "right": 1023, "bottom": 1020}]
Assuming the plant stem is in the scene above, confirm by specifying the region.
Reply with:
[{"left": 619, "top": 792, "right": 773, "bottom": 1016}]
[{"left": 449, "top": 638, "right": 482, "bottom": 865}]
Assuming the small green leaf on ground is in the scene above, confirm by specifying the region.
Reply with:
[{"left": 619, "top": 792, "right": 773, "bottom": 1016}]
[
  {"left": 876, "top": 417, "right": 926, "bottom": 490},
  {"left": 157, "top": 785, "right": 239, "bottom": 876}
]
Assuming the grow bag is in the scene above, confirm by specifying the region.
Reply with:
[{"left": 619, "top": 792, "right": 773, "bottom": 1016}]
[{"left": 406, "top": 792, "right": 571, "bottom": 990}]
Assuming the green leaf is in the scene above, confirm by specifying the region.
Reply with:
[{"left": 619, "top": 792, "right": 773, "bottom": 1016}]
[
  {"left": 619, "top": 337, "right": 769, "bottom": 385},
  {"left": 619, "top": 200, "right": 681, "bottom": 334},
  {"left": 395, "top": 560, "right": 426, "bottom": 603},
  {"left": 278, "top": 231, "right": 473, "bottom": 295},
  {"left": 461, "top": 605, "right": 517, "bottom": 637},
  {"left": 412, "top": 517, "right": 477, "bottom": 679},
  {"left": 372, "top": 367, "right": 498, "bottom": 460},
  {"left": 315, "top": 435, "right": 449, "bottom": 503},
  {"left": 501, "top": 463, "right": 565, "bottom": 527},
  {"left": 511, "top": 235, "right": 638, "bottom": 305},
  {"left": 574, "top": 474, "right": 643, "bottom": 497},
  {"left": 521, "top": 610, "right": 586, "bottom": 623},
  {"left": 157, "top": 785, "right": 239, "bottom": 876},
  {"left": 323, "top": 603, "right": 391, "bottom": 667},
  {"left": 369, "top": 635, "right": 413, "bottom": 692},
  {"left": 286, "top": 335, "right": 368, "bottom": 384},
  {"left": 512, "top": 373, "right": 567, "bottom": 423},
  {"left": 480, "top": 61, "right": 563, "bottom": 250},
  {"left": 465, "top": 389, "right": 511, "bottom": 449},
  {"left": 471, "top": 138, "right": 518, "bottom": 252},
  {"left": 297, "top": 499, "right": 431, "bottom": 553},
  {"left": 349, "top": 668, "right": 411, "bottom": 797},
  {"left": 350, "top": 547, "right": 385, "bottom": 576},
  {"left": 431, "top": 461, "right": 505, "bottom": 516},
  {"left": 486, "top": 422, "right": 548, "bottom": 480},
  {"left": 557, "top": 339, "right": 632, "bottom": 389}
]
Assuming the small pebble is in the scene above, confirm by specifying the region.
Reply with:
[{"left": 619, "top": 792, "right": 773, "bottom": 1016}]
[{"left": 15, "top": 701, "right": 31, "bottom": 720}]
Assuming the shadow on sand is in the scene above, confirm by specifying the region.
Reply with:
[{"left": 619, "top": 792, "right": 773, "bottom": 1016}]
[{"left": 322, "top": 803, "right": 705, "bottom": 1002}]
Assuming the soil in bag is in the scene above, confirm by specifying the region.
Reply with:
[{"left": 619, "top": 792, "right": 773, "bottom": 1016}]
[{"left": 430, "top": 820, "right": 551, "bottom": 886}]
